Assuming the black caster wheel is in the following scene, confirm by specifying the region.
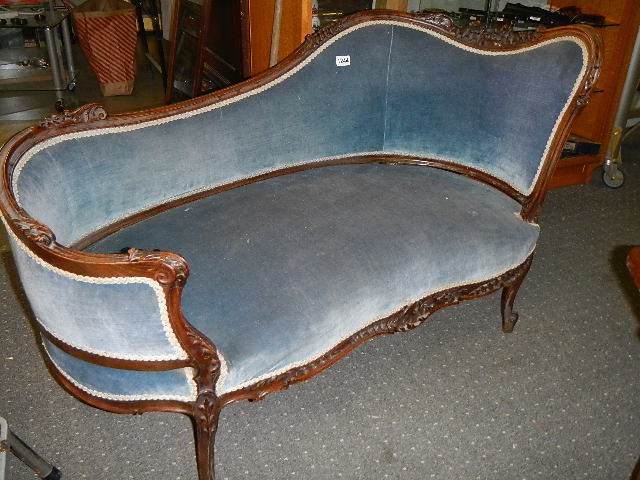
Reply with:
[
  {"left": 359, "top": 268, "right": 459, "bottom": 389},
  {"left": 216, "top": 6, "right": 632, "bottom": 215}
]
[
  {"left": 67, "top": 81, "right": 77, "bottom": 92},
  {"left": 55, "top": 100, "right": 64, "bottom": 112}
]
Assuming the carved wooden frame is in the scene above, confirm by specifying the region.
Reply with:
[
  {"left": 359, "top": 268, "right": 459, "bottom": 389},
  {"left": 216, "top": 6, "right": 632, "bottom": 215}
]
[{"left": 0, "top": 10, "right": 601, "bottom": 480}]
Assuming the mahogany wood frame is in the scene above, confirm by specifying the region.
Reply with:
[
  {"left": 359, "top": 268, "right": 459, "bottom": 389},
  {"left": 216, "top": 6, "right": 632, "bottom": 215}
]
[{"left": 0, "top": 11, "right": 601, "bottom": 480}]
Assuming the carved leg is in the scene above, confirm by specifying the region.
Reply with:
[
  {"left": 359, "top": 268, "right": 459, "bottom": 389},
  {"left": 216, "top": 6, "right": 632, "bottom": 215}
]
[
  {"left": 501, "top": 259, "right": 532, "bottom": 333},
  {"left": 193, "top": 393, "right": 220, "bottom": 480}
]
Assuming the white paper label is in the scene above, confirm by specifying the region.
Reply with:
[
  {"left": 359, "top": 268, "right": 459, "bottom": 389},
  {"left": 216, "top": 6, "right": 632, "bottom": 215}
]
[{"left": 336, "top": 55, "right": 351, "bottom": 67}]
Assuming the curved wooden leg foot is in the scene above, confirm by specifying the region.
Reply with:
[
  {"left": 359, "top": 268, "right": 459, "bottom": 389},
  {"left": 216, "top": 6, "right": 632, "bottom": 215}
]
[
  {"left": 501, "top": 258, "right": 532, "bottom": 333},
  {"left": 193, "top": 393, "right": 220, "bottom": 480},
  {"left": 501, "top": 292, "right": 519, "bottom": 333}
]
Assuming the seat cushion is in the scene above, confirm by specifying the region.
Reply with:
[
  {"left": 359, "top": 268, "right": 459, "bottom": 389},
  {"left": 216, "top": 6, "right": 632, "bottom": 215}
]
[{"left": 87, "top": 164, "right": 539, "bottom": 394}]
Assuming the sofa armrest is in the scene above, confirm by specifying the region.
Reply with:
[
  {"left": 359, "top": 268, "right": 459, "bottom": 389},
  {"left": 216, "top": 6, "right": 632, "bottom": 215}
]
[{"left": 1, "top": 212, "right": 220, "bottom": 384}]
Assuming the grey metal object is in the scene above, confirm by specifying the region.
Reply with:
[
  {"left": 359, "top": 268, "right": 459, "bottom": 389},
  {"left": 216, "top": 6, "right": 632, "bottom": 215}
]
[
  {"left": 0, "top": 416, "right": 61, "bottom": 480},
  {"left": 0, "top": 5, "right": 77, "bottom": 112},
  {"left": 0, "top": 417, "right": 6, "bottom": 480},
  {"left": 603, "top": 25, "right": 640, "bottom": 188},
  {"left": 602, "top": 157, "right": 625, "bottom": 188},
  {"left": 43, "top": 26, "right": 64, "bottom": 101},
  {"left": 61, "top": 16, "right": 77, "bottom": 90}
]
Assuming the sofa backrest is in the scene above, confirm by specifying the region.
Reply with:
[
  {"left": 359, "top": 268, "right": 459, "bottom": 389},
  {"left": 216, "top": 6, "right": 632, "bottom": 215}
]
[
  {"left": 384, "top": 25, "right": 585, "bottom": 195},
  {"left": 13, "top": 18, "right": 588, "bottom": 247}
]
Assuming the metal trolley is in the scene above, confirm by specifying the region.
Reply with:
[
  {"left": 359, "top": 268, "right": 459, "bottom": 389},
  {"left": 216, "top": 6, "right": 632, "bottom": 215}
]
[{"left": 603, "top": 25, "right": 640, "bottom": 188}]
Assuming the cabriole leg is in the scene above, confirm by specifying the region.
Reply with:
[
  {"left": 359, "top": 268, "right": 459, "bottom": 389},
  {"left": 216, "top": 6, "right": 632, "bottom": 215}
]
[
  {"left": 501, "top": 259, "right": 532, "bottom": 333},
  {"left": 192, "top": 393, "right": 220, "bottom": 480}
]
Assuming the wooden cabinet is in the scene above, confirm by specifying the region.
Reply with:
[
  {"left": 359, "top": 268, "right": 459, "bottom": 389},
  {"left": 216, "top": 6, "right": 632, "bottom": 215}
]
[
  {"left": 166, "top": 0, "right": 311, "bottom": 101},
  {"left": 165, "top": 0, "right": 250, "bottom": 101},
  {"left": 548, "top": 0, "right": 640, "bottom": 188},
  {"left": 246, "top": 0, "right": 312, "bottom": 76}
]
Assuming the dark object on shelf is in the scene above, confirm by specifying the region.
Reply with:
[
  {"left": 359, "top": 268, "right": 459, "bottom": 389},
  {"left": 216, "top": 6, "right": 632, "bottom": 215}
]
[
  {"left": 557, "top": 7, "right": 605, "bottom": 27},
  {"left": 165, "top": 0, "right": 249, "bottom": 102},
  {"left": 458, "top": 3, "right": 568, "bottom": 29},
  {"left": 72, "top": 0, "right": 137, "bottom": 96},
  {"left": 500, "top": 3, "right": 605, "bottom": 27},
  {"left": 457, "top": 7, "right": 545, "bottom": 31},
  {"left": 562, "top": 135, "right": 601, "bottom": 157},
  {"left": 502, "top": 3, "right": 570, "bottom": 26},
  {"left": 0, "top": 417, "right": 62, "bottom": 480}
]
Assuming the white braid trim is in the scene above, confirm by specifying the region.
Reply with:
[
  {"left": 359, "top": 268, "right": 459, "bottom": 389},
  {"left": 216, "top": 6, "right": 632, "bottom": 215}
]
[
  {"left": 215, "top": 237, "right": 538, "bottom": 395},
  {"left": 1, "top": 214, "right": 188, "bottom": 362},
  {"left": 216, "top": 351, "right": 228, "bottom": 394},
  {"left": 44, "top": 342, "right": 198, "bottom": 402},
  {"left": 12, "top": 21, "right": 588, "bottom": 201}
]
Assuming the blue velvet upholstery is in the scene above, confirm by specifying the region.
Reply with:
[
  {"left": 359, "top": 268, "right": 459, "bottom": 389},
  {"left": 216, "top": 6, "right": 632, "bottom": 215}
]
[
  {"left": 87, "top": 164, "right": 539, "bottom": 394},
  {"left": 43, "top": 339, "right": 196, "bottom": 401},
  {"left": 384, "top": 28, "right": 584, "bottom": 191},
  {"left": 14, "top": 22, "right": 585, "bottom": 247},
  {"left": 16, "top": 24, "right": 391, "bottom": 246},
  {"left": 7, "top": 19, "right": 587, "bottom": 399},
  {"left": 4, "top": 225, "right": 184, "bottom": 362}
]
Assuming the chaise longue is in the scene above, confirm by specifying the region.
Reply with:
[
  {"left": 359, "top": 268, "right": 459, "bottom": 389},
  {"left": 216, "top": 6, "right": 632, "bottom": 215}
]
[{"left": 0, "top": 10, "right": 600, "bottom": 479}]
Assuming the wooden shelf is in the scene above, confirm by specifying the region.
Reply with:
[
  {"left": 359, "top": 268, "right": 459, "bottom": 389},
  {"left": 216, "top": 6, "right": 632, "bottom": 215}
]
[{"left": 548, "top": 154, "right": 602, "bottom": 188}]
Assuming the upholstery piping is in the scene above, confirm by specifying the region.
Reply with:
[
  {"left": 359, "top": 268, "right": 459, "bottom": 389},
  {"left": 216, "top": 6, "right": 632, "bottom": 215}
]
[
  {"left": 44, "top": 342, "right": 198, "bottom": 402},
  {"left": 36, "top": 317, "right": 180, "bottom": 362}
]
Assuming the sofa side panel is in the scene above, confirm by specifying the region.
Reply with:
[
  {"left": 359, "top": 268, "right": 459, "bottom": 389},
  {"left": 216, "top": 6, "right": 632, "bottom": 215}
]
[
  {"left": 384, "top": 25, "right": 586, "bottom": 195},
  {"left": 14, "top": 24, "right": 391, "bottom": 246},
  {"left": 43, "top": 339, "right": 196, "bottom": 402},
  {"left": 6, "top": 230, "right": 186, "bottom": 362}
]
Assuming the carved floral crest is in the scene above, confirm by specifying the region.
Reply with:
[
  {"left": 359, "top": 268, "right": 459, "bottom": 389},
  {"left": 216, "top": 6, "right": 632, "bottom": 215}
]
[
  {"left": 416, "top": 12, "right": 543, "bottom": 48},
  {"left": 127, "top": 247, "right": 189, "bottom": 287},
  {"left": 14, "top": 218, "right": 55, "bottom": 246},
  {"left": 40, "top": 103, "right": 108, "bottom": 129},
  {"left": 305, "top": 12, "right": 543, "bottom": 51}
]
